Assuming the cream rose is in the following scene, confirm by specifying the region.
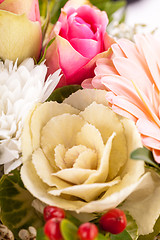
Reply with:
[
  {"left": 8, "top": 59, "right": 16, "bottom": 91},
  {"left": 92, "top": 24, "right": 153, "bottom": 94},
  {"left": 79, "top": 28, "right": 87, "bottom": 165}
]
[{"left": 21, "top": 89, "right": 144, "bottom": 213}]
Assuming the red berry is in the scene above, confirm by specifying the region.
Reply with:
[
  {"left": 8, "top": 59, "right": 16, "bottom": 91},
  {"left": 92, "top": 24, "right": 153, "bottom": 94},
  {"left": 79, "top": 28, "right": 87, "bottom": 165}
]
[
  {"left": 78, "top": 222, "right": 98, "bottom": 240},
  {"left": 44, "top": 206, "right": 65, "bottom": 221},
  {"left": 99, "top": 208, "right": 127, "bottom": 234},
  {"left": 44, "top": 218, "right": 63, "bottom": 240}
]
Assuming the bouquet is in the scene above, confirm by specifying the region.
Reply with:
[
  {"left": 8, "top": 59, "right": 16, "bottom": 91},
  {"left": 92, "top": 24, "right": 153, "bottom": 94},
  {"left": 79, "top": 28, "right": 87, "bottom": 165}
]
[{"left": 1, "top": 0, "right": 160, "bottom": 240}]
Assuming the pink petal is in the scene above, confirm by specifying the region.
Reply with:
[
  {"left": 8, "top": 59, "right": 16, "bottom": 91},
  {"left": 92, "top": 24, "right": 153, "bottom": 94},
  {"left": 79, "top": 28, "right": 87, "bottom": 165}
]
[
  {"left": 105, "top": 92, "right": 136, "bottom": 121},
  {"left": 81, "top": 78, "right": 94, "bottom": 89},
  {"left": 135, "top": 34, "right": 160, "bottom": 92},
  {"left": 111, "top": 43, "right": 126, "bottom": 58},
  {"left": 45, "top": 38, "right": 61, "bottom": 74},
  {"left": 101, "top": 75, "right": 143, "bottom": 106},
  {"left": 28, "top": 0, "right": 41, "bottom": 22},
  {"left": 152, "top": 149, "right": 160, "bottom": 164},
  {"left": 113, "top": 57, "right": 152, "bottom": 96},
  {"left": 70, "top": 38, "right": 100, "bottom": 58},
  {"left": 117, "top": 38, "right": 144, "bottom": 63},
  {"left": 67, "top": 15, "right": 95, "bottom": 40},
  {"left": 113, "top": 106, "right": 137, "bottom": 121},
  {"left": 56, "top": 35, "right": 89, "bottom": 78},
  {"left": 141, "top": 136, "right": 160, "bottom": 150},
  {"left": 76, "top": 5, "right": 108, "bottom": 32},
  {"left": 104, "top": 32, "right": 115, "bottom": 51},
  {"left": 95, "top": 58, "right": 118, "bottom": 75},
  {"left": 136, "top": 118, "right": 160, "bottom": 141},
  {"left": 106, "top": 93, "right": 147, "bottom": 119},
  {"left": 92, "top": 76, "right": 107, "bottom": 90}
]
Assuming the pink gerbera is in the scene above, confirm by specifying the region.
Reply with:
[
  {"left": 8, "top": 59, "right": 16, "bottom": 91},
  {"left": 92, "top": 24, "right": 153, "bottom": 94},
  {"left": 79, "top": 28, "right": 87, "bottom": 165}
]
[{"left": 82, "top": 34, "right": 160, "bottom": 163}]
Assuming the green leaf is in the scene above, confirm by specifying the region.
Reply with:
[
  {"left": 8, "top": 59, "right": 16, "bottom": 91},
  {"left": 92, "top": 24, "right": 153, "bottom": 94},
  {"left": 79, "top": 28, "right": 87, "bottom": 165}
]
[
  {"left": 36, "top": 227, "right": 49, "bottom": 240},
  {"left": 125, "top": 212, "right": 138, "bottom": 240},
  {"left": 38, "top": 0, "right": 48, "bottom": 18},
  {"left": 89, "top": 0, "right": 126, "bottom": 24},
  {"left": 46, "top": 85, "right": 82, "bottom": 103},
  {"left": 38, "top": 37, "right": 55, "bottom": 65},
  {"left": 130, "top": 147, "right": 160, "bottom": 171},
  {"left": 110, "top": 230, "right": 132, "bottom": 240},
  {"left": 65, "top": 212, "right": 81, "bottom": 227},
  {"left": 96, "top": 233, "right": 109, "bottom": 239},
  {"left": 60, "top": 219, "right": 78, "bottom": 240},
  {"left": 49, "top": 0, "right": 68, "bottom": 24},
  {"left": 137, "top": 216, "right": 160, "bottom": 240},
  {"left": 0, "top": 169, "right": 44, "bottom": 239}
]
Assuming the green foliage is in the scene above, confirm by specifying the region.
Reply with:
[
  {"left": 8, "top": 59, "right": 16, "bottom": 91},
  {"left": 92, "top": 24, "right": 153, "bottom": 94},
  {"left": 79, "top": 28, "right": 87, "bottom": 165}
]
[
  {"left": 38, "top": 0, "right": 48, "bottom": 17},
  {"left": 38, "top": 37, "right": 55, "bottom": 64},
  {"left": 96, "top": 233, "right": 109, "bottom": 239},
  {"left": 39, "top": 0, "right": 68, "bottom": 24},
  {"left": 60, "top": 219, "right": 78, "bottom": 240},
  {"left": 36, "top": 227, "right": 49, "bottom": 240},
  {"left": 0, "top": 170, "right": 44, "bottom": 239},
  {"left": 49, "top": 0, "right": 68, "bottom": 24},
  {"left": 46, "top": 85, "right": 82, "bottom": 103},
  {"left": 125, "top": 212, "right": 138, "bottom": 240},
  {"left": 89, "top": 0, "right": 126, "bottom": 23},
  {"left": 110, "top": 230, "right": 132, "bottom": 240},
  {"left": 39, "top": 0, "right": 126, "bottom": 27},
  {"left": 131, "top": 147, "right": 160, "bottom": 173}
]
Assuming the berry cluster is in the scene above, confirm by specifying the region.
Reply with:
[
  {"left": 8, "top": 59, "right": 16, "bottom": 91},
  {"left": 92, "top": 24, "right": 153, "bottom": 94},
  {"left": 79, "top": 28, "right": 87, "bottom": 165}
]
[{"left": 43, "top": 206, "right": 127, "bottom": 240}]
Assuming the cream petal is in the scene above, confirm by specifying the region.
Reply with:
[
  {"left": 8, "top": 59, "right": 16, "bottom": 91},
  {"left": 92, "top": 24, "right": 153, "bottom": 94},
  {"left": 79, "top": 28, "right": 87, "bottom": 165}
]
[
  {"left": 73, "top": 148, "right": 97, "bottom": 169},
  {"left": 32, "top": 148, "right": 71, "bottom": 188},
  {"left": 21, "top": 160, "right": 85, "bottom": 211},
  {"left": 64, "top": 145, "right": 92, "bottom": 168},
  {"left": 30, "top": 101, "right": 80, "bottom": 151},
  {"left": 78, "top": 173, "right": 144, "bottom": 213},
  {"left": 64, "top": 89, "right": 108, "bottom": 110},
  {"left": 21, "top": 103, "right": 40, "bottom": 162},
  {"left": 80, "top": 102, "right": 127, "bottom": 179},
  {"left": 54, "top": 144, "right": 67, "bottom": 169},
  {"left": 78, "top": 119, "right": 144, "bottom": 213},
  {"left": 76, "top": 123, "right": 104, "bottom": 160},
  {"left": 120, "top": 118, "right": 144, "bottom": 179},
  {"left": 121, "top": 172, "right": 160, "bottom": 235},
  {"left": 41, "top": 114, "right": 84, "bottom": 167},
  {"left": 52, "top": 168, "right": 96, "bottom": 185},
  {"left": 85, "top": 133, "right": 115, "bottom": 184},
  {"left": 0, "top": 11, "right": 42, "bottom": 64},
  {"left": 49, "top": 178, "right": 120, "bottom": 202}
]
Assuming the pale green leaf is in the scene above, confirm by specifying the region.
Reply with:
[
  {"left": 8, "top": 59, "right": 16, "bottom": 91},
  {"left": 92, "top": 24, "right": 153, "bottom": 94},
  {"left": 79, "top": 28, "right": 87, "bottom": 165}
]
[
  {"left": 125, "top": 212, "right": 138, "bottom": 240},
  {"left": 130, "top": 147, "right": 160, "bottom": 170}
]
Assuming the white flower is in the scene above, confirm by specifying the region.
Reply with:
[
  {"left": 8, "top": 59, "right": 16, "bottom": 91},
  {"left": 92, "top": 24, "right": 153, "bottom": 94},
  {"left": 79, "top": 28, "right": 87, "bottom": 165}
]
[{"left": 0, "top": 58, "right": 62, "bottom": 173}]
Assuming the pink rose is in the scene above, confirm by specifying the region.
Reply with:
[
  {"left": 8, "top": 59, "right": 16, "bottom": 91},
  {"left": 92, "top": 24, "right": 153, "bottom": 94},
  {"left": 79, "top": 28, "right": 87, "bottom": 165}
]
[
  {"left": 45, "top": 0, "right": 110, "bottom": 87},
  {"left": 0, "top": 0, "right": 42, "bottom": 63}
]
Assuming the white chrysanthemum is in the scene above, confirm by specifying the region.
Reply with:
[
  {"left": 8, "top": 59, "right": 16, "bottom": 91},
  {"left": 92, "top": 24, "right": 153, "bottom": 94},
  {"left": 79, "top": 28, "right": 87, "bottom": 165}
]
[{"left": 0, "top": 58, "right": 62, "bottom": 173}]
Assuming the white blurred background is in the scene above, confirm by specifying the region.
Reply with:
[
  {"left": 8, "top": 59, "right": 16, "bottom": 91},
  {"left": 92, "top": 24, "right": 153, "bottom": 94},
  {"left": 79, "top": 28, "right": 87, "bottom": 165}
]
[{"left": 126, "top": 0, "right": 160, "bottom": 28}]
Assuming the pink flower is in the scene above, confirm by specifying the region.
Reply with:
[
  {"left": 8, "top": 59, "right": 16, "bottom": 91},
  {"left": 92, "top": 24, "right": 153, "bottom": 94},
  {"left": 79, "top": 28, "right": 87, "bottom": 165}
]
[
  {"left": 0, "top": 0, "right": 42, "bottom": 63},
  {"left": 83, "top": 34, "right": 160, "bottom": 163},
  {"left": 45, "top": 0, "right": 111, "bottom": 87}
]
